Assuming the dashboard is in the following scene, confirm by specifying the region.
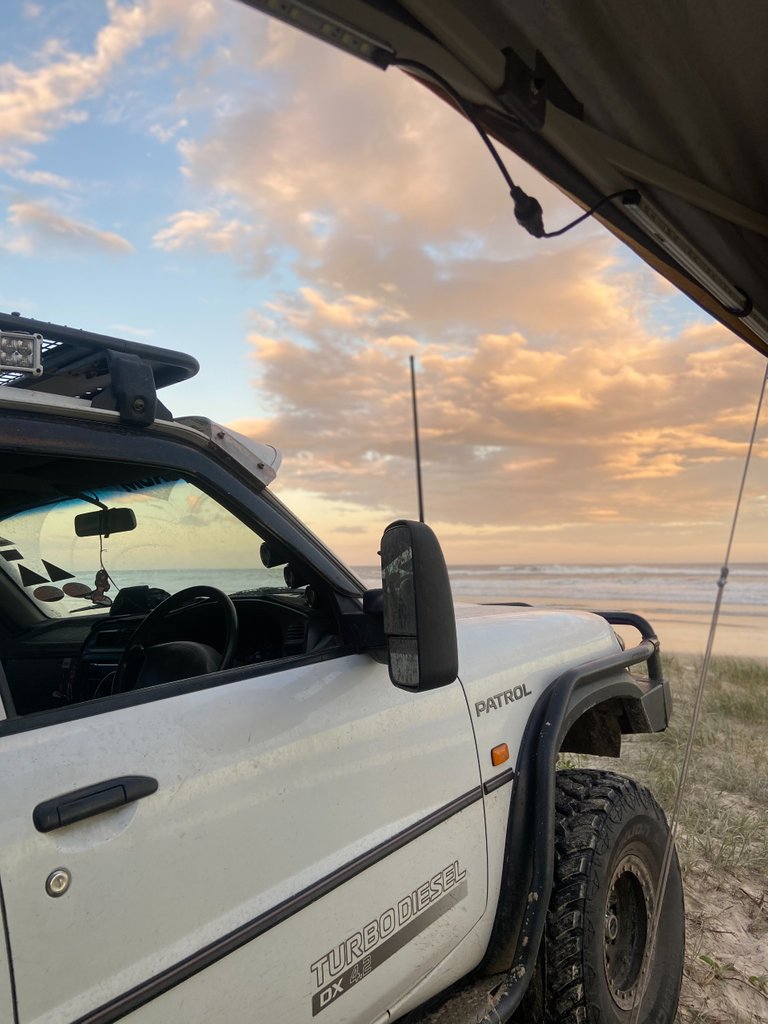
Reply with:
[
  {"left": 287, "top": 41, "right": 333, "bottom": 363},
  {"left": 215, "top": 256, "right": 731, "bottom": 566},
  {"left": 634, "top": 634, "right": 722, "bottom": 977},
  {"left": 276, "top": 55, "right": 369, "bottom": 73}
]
[{"left": 2, "top": 590, "right": 341, "bottom": 716}]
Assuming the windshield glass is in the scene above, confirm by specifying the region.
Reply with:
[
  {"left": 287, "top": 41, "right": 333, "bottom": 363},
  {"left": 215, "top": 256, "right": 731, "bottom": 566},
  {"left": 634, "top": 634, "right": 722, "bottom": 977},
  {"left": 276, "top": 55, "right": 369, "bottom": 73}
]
[{"left": 0, "top": 475, "right": 288, "bottom": 618}]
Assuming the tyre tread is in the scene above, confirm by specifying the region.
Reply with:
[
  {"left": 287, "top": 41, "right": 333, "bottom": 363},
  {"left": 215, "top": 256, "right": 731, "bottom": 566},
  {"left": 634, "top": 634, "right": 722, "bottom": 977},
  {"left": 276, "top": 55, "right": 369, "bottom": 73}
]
[{"left": 545, "top": 769, "right": 678, "bottom": 1024}]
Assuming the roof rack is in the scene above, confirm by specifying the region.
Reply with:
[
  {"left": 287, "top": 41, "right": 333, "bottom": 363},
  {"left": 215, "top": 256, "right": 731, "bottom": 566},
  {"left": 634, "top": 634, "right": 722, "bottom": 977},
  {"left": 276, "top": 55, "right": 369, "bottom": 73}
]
[{"left": 0, "top": 311, "right": 199, "bottom": 427}]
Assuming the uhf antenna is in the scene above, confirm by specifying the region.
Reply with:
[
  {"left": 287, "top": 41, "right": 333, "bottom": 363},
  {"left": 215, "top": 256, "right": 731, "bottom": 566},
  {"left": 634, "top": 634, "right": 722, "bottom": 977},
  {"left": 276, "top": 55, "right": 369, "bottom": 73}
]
[{"left": 410, "top": 355, "right": 425, "bottom": 522}]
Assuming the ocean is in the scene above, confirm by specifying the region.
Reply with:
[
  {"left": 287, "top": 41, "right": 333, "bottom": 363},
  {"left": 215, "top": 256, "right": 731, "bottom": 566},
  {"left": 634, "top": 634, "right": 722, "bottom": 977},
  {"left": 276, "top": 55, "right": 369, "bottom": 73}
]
[{"left": 418, "top": 562, "right": 768, "bottom": 609}]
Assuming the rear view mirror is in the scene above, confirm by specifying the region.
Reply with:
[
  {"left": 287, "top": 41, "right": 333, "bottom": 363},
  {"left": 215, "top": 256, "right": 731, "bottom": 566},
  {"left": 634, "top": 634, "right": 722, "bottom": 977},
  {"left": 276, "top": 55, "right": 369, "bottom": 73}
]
[
  {"left": 380, "top": 519, "right": 458, "bottom": 690},
  {"left": 74, "top": 508, "right": 137, "bottom": 538}
]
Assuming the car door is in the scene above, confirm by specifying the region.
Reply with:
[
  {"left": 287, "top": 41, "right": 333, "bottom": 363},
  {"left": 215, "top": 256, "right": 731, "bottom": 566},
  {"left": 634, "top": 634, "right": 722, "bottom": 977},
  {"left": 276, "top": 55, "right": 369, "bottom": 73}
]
[{"left": 0, "top": 651, "right": 486, "bottom": 1024}]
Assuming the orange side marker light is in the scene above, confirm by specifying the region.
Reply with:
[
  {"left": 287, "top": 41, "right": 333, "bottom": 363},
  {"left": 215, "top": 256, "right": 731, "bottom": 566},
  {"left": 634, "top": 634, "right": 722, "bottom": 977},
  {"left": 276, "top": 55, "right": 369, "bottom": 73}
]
[{"left": 491, "top": 743, "right": 509, "bottom": 767}]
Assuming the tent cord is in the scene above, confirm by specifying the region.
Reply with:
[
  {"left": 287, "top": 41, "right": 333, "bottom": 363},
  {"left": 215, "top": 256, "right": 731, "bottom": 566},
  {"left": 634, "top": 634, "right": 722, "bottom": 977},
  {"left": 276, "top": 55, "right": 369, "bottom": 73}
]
[{"left": 628, "top": 357, "right": 768, "bottom": 1024}]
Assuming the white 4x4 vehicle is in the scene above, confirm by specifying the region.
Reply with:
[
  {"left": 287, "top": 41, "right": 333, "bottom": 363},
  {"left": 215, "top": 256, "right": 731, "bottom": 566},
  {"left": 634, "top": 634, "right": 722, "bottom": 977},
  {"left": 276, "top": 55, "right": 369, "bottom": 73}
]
[{"left": 0, "top": 312, "right": 683, "bottom": 1024}]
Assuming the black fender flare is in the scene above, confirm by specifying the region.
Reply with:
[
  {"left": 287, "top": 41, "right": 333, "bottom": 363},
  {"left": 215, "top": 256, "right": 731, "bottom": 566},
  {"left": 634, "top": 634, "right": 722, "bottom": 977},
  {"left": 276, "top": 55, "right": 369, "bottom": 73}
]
[{"left": 478, "top": 613, "right": 668, "bottom": 1021}]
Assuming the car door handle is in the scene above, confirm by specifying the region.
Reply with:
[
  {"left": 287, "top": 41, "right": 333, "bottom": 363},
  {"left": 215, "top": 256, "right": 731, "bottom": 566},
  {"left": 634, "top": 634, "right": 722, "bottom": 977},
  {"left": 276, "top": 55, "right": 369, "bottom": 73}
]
[{"left": 33, "top": 776, "right": 158, "bottom": 833}]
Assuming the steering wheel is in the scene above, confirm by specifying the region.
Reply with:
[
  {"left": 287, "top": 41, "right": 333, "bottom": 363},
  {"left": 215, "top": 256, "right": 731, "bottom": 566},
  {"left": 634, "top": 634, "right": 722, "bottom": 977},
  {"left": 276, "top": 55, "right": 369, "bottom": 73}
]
[{"left": 114, "top": 585, "right": 238, "bottom": 693}]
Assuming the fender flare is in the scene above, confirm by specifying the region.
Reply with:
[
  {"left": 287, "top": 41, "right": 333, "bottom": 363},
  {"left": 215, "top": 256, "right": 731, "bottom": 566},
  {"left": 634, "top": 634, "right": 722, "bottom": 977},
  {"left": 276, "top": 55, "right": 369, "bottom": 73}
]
[{"left": 478, "top": 613, "right": 668, "bottom": 1021}]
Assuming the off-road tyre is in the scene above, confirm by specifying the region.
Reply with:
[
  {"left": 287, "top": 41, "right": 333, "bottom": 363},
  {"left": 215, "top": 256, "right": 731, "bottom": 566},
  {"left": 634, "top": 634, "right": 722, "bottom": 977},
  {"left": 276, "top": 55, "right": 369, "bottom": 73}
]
[{"left": 544, "top": 769, "right": 684, "bottom": 1024}]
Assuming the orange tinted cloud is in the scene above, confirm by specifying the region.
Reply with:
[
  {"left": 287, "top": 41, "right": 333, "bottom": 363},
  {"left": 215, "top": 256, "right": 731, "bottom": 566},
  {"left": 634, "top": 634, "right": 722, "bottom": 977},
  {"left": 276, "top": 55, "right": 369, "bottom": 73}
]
[
  {"left": 153, "top": 16, "right": 768, "bottom": 563},
  {"left": 227, "top": 260, "right": 766, "bottom": 562}
]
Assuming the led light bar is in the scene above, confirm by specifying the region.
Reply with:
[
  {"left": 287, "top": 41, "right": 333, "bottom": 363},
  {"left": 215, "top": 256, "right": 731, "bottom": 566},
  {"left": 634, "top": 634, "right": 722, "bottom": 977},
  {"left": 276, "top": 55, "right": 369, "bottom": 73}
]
[
  {"left": 623, "top": 198, "right": 768, "bottom": 348},
  {"left": 239, "top": 0, "right": 394, "bottom": 67},
  {"left": 0, "top": 331, "right": 43, "bottom": 376}
]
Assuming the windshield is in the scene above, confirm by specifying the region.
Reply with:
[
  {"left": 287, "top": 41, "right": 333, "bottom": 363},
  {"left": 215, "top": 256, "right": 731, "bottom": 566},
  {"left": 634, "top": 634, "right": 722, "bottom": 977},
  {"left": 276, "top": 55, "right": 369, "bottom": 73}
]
[{"left": 0, "top": 475, "right": 288, "bottom": 618}]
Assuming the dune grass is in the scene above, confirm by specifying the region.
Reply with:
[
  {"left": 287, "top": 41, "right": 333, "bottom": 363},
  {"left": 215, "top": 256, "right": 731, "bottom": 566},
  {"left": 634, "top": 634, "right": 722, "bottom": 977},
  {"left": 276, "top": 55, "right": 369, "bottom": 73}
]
[
  {"left": 574, "top": 654, "right": 768, "bottom": 1022},
  {"left": 621, "top": 654, "right": 767, "bottom": 878}
]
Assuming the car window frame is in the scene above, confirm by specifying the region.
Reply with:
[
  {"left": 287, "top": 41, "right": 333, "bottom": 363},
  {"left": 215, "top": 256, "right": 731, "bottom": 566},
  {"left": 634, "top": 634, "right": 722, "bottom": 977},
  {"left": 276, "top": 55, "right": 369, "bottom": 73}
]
[{"left": 0, "top": 410, "right": 366, "bottom": 735}]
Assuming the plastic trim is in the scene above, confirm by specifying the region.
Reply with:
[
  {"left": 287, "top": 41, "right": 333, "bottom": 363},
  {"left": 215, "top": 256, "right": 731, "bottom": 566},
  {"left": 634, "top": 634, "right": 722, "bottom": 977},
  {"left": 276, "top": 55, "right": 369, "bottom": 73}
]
[{"left": 483, "top": 766, "right": 516, "bottom": 795}]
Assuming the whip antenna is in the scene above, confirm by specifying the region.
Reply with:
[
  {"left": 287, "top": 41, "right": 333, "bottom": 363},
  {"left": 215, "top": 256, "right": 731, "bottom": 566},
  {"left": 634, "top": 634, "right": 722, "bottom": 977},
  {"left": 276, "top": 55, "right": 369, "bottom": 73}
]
[{"left": 410, "top": 355, "right": 425, "bottom": 522}]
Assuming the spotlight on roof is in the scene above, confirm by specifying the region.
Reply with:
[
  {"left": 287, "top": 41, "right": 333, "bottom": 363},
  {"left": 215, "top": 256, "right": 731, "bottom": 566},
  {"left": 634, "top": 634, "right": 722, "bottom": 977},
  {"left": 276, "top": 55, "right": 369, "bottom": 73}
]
[{"left": 0, "top": 332, "right": 43, "bottom": 376}]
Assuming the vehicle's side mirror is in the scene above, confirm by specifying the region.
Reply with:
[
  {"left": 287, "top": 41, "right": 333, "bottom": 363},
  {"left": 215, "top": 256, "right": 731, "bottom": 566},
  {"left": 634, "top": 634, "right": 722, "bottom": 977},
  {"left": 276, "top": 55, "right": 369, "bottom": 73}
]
[
  {"left": 74, "top": 508, "right": 137, "bottom": 537},
  {"left": 379, "top": 519, "right": 458, "bottom": 690}
]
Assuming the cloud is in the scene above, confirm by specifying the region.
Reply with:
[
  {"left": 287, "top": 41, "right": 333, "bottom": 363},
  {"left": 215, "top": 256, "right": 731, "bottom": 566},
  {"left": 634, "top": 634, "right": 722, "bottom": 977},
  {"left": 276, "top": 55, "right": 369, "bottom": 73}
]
[
  {"left": 5, "top": 200, "right": 134, "bottom": 254},
  {"left": 161, "top": 17, "right": 582, "bottom": 303},
  {"left": 6, "top": 167, "right": 75, "bottom": 189},
  {"left": 145, "top": 18, "right": 766, "bottom": 560},
  {"left": 0, "top": 0, "right": 219, "bottom": 147},
  {"left": 274, "top": 287, "right": 408, "bottom": 332},
  {"left": 152, "top": 207, "right": 252, "bottom": 253},
  {"left": 607, "top": 450, "right": 687, "bottom": 480},
  {"left": 227, "top": 256, "right": 766, "bottom": 563},
  {"left": 148, "top": 116, "right": 188, "bottom": 143},
  {"left": 0, "top": 5, "right": 148, "bottom": 144}
]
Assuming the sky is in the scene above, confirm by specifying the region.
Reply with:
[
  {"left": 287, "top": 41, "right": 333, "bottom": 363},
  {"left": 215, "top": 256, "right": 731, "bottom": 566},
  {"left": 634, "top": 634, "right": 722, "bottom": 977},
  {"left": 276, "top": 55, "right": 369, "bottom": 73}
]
[{"left": 2, "top": 0, "right": 768, "bottom": 566}]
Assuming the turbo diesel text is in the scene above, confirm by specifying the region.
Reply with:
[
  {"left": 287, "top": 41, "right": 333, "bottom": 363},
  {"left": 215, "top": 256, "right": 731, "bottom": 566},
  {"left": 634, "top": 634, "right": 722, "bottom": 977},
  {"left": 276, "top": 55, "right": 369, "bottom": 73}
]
[{"left": 310, "top": 860, "right": 467, "bottom": 1015}]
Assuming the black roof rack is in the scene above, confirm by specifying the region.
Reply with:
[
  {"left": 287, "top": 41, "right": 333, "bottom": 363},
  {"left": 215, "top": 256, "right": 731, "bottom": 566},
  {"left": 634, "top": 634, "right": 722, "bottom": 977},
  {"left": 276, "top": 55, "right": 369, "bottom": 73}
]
[
  {"left": 0, "top": 311, "right": 200, "bottom": 427},
  {"left": 0, "top": 311, "right": 199, "bottom": 398}
]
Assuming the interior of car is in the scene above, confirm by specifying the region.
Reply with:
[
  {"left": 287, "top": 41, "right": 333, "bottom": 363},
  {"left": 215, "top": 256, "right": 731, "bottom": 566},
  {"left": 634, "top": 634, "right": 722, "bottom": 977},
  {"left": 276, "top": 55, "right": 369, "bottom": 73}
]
[{"left": 0, "top": 452, "right": 343, "bottom": 719}]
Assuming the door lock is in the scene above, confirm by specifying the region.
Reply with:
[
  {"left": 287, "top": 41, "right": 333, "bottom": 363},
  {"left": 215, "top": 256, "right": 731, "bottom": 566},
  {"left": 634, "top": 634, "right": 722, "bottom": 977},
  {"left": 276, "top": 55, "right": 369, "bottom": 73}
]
[{"left": 45, "top": 868, "right": 71, "bottom": 898}]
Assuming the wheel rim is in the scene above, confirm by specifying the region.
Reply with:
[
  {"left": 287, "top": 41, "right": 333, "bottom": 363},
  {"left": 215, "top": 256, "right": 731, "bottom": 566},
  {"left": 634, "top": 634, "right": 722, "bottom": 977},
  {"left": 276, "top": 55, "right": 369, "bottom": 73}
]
[{"left": 603, "top": 852, "right": 655, "bottom": 1010}]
